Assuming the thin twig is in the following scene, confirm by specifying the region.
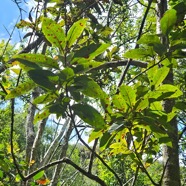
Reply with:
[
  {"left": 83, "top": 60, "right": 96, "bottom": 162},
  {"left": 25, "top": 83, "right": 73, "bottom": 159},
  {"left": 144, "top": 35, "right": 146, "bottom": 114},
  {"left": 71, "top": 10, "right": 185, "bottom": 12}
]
[
  {"left": 130, "top": 130, "right": 159, "bottom": 186},
  {"left": 117, "top": 0, "right": 153, "bottom": 88},
  {"left": 67, "top": 105, "right": 123, "bottom": 186},
  {"left": 88, "top": 138, "right": 98, "bottom": 173},
  {"left": 10, "top": 99, "right": 26, "bottom": 181},
  {"left": 25, "top": 157, "right": 107, "bottom": 186}
]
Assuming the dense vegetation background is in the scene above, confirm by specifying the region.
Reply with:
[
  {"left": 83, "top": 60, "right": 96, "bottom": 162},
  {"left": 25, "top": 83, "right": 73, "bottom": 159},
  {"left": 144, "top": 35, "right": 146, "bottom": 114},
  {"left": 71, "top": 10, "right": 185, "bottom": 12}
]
[{"left": 0, "top": 0, "right": 186, "bottom": 185}]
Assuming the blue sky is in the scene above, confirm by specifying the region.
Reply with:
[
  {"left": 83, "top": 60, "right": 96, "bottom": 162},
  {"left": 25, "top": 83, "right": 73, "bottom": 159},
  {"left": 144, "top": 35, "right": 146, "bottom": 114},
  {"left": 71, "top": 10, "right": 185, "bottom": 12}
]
[{"left": 0, "top": 0, "right": 34, "bottom": 44}]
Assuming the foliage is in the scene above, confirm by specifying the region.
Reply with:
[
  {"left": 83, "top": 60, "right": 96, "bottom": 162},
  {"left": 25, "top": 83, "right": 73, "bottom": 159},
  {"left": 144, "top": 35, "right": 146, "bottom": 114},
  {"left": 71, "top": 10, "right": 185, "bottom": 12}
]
[{"left": 0, "top": 0, "right": 186, "bottom": 185}]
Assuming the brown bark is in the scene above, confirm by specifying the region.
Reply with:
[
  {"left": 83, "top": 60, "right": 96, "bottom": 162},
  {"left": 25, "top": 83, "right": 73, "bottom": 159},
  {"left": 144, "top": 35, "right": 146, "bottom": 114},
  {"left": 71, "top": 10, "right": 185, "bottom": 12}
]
[{"left": 156, "top": 1, "right": 181, "bottom": 185}]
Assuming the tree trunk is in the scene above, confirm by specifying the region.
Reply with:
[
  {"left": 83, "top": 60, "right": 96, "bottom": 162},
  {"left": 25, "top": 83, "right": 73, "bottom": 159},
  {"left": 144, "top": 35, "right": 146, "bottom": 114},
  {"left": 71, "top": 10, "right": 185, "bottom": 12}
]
[
  {"left": 156, "top": 1, "right": 181, "bottom": 185},
  {"left": 50, "top": 121, "right": 73, "bottom": 186},
  {"left": 25, "top": 88, "right": 40, "bottom": 163}
]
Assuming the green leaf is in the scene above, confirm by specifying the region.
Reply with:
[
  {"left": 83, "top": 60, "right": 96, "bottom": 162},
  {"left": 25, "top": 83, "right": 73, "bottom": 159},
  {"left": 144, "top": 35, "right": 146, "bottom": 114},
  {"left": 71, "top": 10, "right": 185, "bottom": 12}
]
[
  {"left": 74, "top": 75, "right": 106, "bottom": 99},
  {"left": 137, "top": 34, "right": 161, "bottom": 45},
  {"left": 72, "top": 104, "right": 106, "bottom": 129},
  {"left": 149, "top": 84, "right": 183, "bottom": 99},
  {"left": 135, "top": 98, "right": 149, "bottom": 112},
  {"left": 13, "top": 53, "right": 59, "bottom": 69},
  {"left": 33, "top": 171, "right": 44, "bottom": 180},
  {"left": 160, "top": 9, "right": 177, "bottom": 35},
  {"left": 89, "top": 43, "right": 110, "bottom": 60},
  {"left": 148, "top": 66, "right": 170, "bottom": 89},
  {"left": 137, "top": 35, "right": 167, "bottom": 56},
  {"left": 88, "top": 129, "right": 103, "bottom": 143},
  {"left": 73, "top": 61, "right": 103, "bottom": 73},
  {"left": 33, "top": 93, "right": 58, "bottom": 105},
  {"left": 0, "top": 170, "right": 3, "bottom": 179},
  {"left": 59, "top": 67, "right": 74, "bottom": 82},
  {"left": 73, "top": 43, "right": 110, "bottom": 62},
  {"left": 100, "top": 132, "right": 112, "bottom": 149},
  {"left": 120, "top": 85, "right": 136, "bottom": 108},
  {"left": 34, "top": 109, "right": 50, "bottom": 124},
  {"left": 28, "top": 69, "right": 58, "bottom": 90},
  {"left": 42, "top": 17, "right": 66, "bottom": 53},
  {"left": 66, "top": 19, "right": 88, "bottom": 48},
  {"left": 112, "top": 94, "right": 128, "bottom": 112},
  {"left": 154, "top": 67, "right": 169, "bottom": 87},
  {"left": 123, "top": 48, "right": 154, "bottom": 59},
  {"left": 5, "top": 80, "right": 36, "bottom": 99}
]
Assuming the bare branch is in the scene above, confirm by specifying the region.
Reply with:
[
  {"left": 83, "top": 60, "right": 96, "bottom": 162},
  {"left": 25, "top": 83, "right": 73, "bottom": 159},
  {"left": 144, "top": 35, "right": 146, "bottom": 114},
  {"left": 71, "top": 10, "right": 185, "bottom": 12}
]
[
  {"left": 88, "top": 138, "right": 98, "bottom": 173},
  {"left": 67, "top": 105, "right": 123, "bottom": 186},
  {"left": 117, "top": 0, "right": 153, "bottom": 88},
  {"left": 26, "top": 157, "right": 107, "bottom": 186}
]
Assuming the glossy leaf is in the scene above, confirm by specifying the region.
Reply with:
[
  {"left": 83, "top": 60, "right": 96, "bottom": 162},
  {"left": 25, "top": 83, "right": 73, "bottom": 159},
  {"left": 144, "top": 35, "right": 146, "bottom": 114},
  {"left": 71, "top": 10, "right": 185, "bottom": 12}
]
[
  {"left": 42, "top": 17, "right": 66, "bottom": 53},
  {"left": 13, "top": 53, "right": 59, "bottom": 69},
  {"left": 72, "top": 104, "right": 106, "bottom": 129},
  {"left": 74, "top": 75, "right": 106, "bottom": 99},
  {"left": 66, "top": 19, "right": 88, "bottom": 48},
  {"left": 160, "top": 9, "right": 177, "bottom": 35},
  {"left": 5, "top": 80, "right": 36, "bottom": 99},
  {"left": 28, "top": 69, "right": 58, "bottom": 90}
]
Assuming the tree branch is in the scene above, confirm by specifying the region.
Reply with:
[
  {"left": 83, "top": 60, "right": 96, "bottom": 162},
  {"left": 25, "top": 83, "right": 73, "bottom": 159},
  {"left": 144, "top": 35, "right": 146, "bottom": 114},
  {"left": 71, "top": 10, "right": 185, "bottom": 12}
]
[
  {"left": 25, "top": 157, "right": 107, "bottom": 186},
  {"left": 88, "top": 138, "right": 98, "bottom": 173},
  {"left": 117, "top": 0, "right": 153, "bottom": 88},
  {"left": 68, "top": 105, "right": 123, "bottom": 186}
]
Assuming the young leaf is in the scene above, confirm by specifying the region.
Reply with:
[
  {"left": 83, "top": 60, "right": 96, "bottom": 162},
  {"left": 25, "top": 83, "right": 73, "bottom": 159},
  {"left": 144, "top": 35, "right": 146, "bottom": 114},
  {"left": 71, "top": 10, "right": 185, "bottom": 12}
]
[
  {"left": 66, "top": 19, "right": 88, "bottom": 48},
  {"left": 160, "top": 9, "right": 177, "bottom": 35},
  {"left": 13, "top": 53, "right": 59, "bottom": 69},
  {"left": 33, "top": 171, "right": 44, "bottom": 180},
  {"left": 5, "top": 80, "right": 36, "bottom": 99},
  {"left": 42, "top": 17, "right": 66, "bottom": 53},
  {"left": 72, "top": 104, "right": 106, "bottom": 129},
  {"left": 73, "top": 75, "right": 106, "bottom": 99}
]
